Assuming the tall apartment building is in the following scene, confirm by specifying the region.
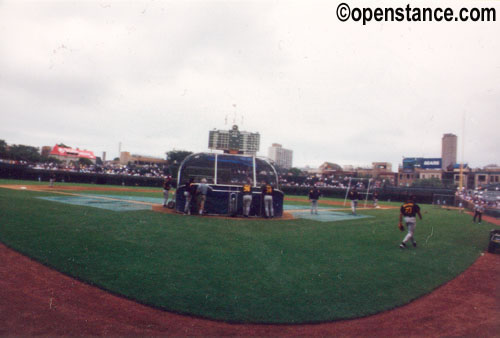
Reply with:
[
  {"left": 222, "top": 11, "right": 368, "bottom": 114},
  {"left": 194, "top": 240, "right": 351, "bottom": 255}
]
[
  {"left": 268, "top": 143, "right": 293, "bottom": 169},
  {"left": 442, "top": 133, "right": 457, "bottom": 170}
]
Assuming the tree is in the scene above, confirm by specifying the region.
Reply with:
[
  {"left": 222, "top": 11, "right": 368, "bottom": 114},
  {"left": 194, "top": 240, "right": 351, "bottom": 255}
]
[
  {"left": 274, "top": 166, "right": 287, "bottom": 175},
  {"left": 167, "top": 150, "right": 193, "bottom": 165},
  {"left": 166, "top": 150, "right": 193, "bottom": 177},
  {"left": 78, "top": 158, "right": 93, "bottom": 166},
  {"left": 0, "top": 139, "right": 7, "bottom": 159},
  {"left": 288, "top": 167, "right": 303, "bottom": 176},
  {"left": 40, "top": 156, "right": 62, "bottom": 164},
  {"left": 8, "top": 144, "right": 41, "bottom": 162}
]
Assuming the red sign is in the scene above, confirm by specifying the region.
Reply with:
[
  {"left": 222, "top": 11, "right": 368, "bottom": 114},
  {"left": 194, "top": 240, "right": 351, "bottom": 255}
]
[{"left": 49, "top": 145, "right": 96, "bottom": 160}]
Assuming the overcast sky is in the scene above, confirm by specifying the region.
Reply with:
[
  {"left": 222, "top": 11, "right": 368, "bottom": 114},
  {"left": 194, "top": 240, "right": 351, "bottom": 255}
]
[{"left": 1, "top": 0, "right": 499, "bottom": 169}]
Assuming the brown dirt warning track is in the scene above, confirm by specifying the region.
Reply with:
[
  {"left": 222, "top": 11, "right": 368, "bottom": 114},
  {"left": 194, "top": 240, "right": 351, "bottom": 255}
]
[
  {"left": 1, "top": 244, "right": 498, "bottom": 336},
  {"left": 1, "top": 184, "right": 499, "bottom": 336}
]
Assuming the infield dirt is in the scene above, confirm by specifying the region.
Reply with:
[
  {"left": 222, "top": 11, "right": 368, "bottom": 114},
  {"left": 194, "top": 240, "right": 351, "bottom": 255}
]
[{"left": 0, "top": 243, "right": 498, "bottom": 336}]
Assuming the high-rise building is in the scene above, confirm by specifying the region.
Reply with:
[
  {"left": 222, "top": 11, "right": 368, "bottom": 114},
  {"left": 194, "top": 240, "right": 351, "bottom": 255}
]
[
  {"left": 208, "top": 124, "right": 260, "bottom": 155},
  {"left": 268, "top": 143, "right": 293, "bottom": 169},
  {"left": 442, "top": 133, "right": 457, "bottom": 170}
]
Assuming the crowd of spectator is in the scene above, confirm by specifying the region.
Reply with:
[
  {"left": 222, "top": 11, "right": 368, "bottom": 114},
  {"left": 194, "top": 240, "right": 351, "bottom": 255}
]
[
  {"left": 278, "top": 173, "right": 385, "bottom": 190},
  {"left": 0, "top": 159, "right": 169, "bottom": 178},
  {"left": 456, "top": 186, "right": 500, "bottom": 210},
  {"left": 1, "top": 158, "right": 390, "bottom": 190}
]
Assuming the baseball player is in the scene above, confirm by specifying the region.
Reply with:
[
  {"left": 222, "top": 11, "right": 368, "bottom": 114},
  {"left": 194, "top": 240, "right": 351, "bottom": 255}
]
[
  {"left": 348, "top": 187, "right": 360, "bottom": 215},
  {"left": 183, "top": 178, "right": 196, "bottom": 215},
  {"left": 399, "top": 196, "right": 423, "bottom": 249},
  {"left": 241, "top": 179, "right": 253, "bottom": 217},
  {"left": 372, "top": 190, "right": 379, "bottom": 208},
  {"left": 473, "top": 201, "right": 485, "bottom": 224},
  {"left": 49, "top": 173, "right": 55, "bottom": 187},
  {"left": 162, "top": 176, "right": 172, "bottom": 208},
  {"left": 308, "top": 186, "right": 321, "bottom": 215},
  {"left": 261, "top": 181, "right": 274, "bottom": 218},
  {"left": 196, "top": 178, "right": 212, "bottom": 215}
]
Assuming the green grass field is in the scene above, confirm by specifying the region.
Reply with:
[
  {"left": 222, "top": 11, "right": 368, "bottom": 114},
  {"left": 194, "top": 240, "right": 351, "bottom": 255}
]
[{"left": 0, "top": 179, "right": 493, "bottom": 323}]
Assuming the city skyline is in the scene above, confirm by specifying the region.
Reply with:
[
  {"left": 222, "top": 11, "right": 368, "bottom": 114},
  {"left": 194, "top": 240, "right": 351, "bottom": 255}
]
[{"left": 3, "top": 131, "right": 496, "bottom": 172}]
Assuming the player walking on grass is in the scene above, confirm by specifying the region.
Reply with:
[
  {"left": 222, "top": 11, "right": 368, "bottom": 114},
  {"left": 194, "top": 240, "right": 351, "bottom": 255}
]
[
  {"left": 399, "top": 196, "right": 423, "bottom": 249},
  {"left": 349, "top": 187, "right": 360, "bottom": 215},
  {"left": 308, "top": 186, "right": 321, "bottom": 215}
]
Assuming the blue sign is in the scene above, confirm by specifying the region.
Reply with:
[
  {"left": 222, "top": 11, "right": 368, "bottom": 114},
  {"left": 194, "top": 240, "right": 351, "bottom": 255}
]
[{"left": 403, "top": 158, "right": 442, "bottom": 169}]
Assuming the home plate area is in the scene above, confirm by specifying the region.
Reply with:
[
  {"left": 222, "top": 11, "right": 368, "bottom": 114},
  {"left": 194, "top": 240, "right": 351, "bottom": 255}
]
[{"left": 37, "top": 196, "right": 153, "bottom": 212}]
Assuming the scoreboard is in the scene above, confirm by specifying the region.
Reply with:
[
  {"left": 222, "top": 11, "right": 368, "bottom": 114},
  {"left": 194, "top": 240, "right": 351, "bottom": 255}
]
[{"left": 208, "top": 125, "right": 260, "bottom": 155}]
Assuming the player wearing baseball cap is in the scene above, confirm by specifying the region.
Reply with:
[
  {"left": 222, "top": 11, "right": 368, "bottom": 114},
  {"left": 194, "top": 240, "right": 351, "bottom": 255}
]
[{"left": 399, "top": 195, "right": 423, "bottom": 249}]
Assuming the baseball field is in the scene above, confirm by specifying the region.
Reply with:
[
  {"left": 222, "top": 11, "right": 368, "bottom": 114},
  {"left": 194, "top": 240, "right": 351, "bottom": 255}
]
[{"left": 0, "top": 179, "right": 495, "bottom": 325}]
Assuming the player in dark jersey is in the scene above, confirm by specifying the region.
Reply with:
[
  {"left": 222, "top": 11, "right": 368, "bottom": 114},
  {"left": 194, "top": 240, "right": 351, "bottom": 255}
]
[
  {"left": 49, "top": 173, "right": 56, "bottom": 187},
  {"left": 399, "top": 196, "right": 423, "bottom": 249},
  {"left": 372, "top": 190, "right": 379, "bottom": 208},
  {"left": 183, "top": 178, "right": 197, "bottom": 215},
  {"left": 349, "top": 187, "right": 361, "bottom": 215},
  {"left": 308, "top": 186, "right": 321, "bottom": 215},
  {"left": 163, "top": 176, "right": 172, "bottom": 207}
]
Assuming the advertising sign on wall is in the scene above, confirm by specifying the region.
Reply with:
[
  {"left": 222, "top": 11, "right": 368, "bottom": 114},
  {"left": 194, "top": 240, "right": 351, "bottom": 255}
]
[
  {"left": 421, "top": 158, "right": 442, "bottom": 169},
  {"left": 403, "top": 157, "right": 442, "bottom": 170}
]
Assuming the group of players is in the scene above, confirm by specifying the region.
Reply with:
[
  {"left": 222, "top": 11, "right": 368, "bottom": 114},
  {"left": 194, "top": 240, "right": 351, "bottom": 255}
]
[
  {"left": 163, "top": 176, "right": 423, "bottom": 249},
  {"left": 162, "top": 176, "right": 276, "bottom": 218},
  {"left": 241, "top": 180, "right": 276, "bottom": 218},
  {"left": 308, "top": 186, "right": 379, "bottom": 216}
]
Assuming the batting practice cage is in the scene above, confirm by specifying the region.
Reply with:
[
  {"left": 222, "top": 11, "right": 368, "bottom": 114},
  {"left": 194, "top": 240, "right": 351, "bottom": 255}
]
[{"left": 176, "top": 153, "right": 284, "bottom": 217}]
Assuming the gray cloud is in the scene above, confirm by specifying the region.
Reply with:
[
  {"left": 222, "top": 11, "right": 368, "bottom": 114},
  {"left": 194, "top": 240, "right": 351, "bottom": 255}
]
[{"left": 0, "top": 0, "right": 499, "bottom": 169}]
